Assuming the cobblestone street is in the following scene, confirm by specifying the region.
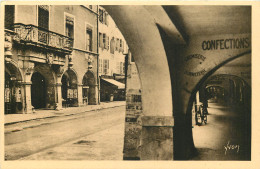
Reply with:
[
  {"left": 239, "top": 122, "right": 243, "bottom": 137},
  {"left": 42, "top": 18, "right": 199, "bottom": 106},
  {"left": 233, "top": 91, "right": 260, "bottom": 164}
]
[{"left": 5, "top": 106, "right": 125, "bottom": 160}]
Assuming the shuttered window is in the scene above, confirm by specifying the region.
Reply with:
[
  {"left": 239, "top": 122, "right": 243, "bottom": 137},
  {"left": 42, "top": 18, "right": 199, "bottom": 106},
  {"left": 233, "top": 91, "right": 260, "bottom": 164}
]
[
  {"left": 110, "top": 37, "right": 115, "bottom": 54},
  {"left": 103, "top": 59, "right": 109, "bottom": 75},
  {"left": 116, "top": 62, "right": 120, "bottom": 74},
  {"left": 103, "top": 33, "right": 106, "bottom": 49},
  {"left": 107, "top": 36, "right": 109, "bottom": 50},
  {"left": 5, "top": 5, "right": 15, "bottom": 30},
  {"left": 99, "top": 9, "right": 103, "bottom": 23},
  {"left": 122, "top": 41, "right": 124, "bottom": 53},
  {"left": 119, "top": 39, "right": 123, "bottom": 52},
  {"left": 99, "top": 33, "right": 103, "bottom": 48},
  {"left": 115, "top": 38, "right": 119, "bottom": 51},
  {"left": 99, "top": 59, "right": 103, "bottom": 74},
  {"left": 120, "top": 62, "right": 123, "bottom": 74},
  {"left": 86, "top": 29, "right": 93, "bottom": 51},
  {"left": 65, "top": 15, "right": 74, "bottom": 38},
  {"left": 38, "top": 5, "right": 49, "bottom": 30}
]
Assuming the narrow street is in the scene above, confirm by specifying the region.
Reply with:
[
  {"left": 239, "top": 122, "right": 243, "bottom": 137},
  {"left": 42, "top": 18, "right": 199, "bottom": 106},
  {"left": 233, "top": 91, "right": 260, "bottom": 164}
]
[
  {"left": 192, "top": 102, "right": 251, "bottom": 160},
  {"left": 5, "top": 106, "right": 125, "bottom": 160}
]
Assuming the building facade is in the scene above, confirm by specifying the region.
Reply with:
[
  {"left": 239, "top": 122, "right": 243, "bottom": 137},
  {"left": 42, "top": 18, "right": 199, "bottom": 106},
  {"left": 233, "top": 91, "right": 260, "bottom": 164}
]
[
  {"left": 98, "top": 6, "right": 128, "bottom": 101},
  {"left": 4, "top": 5, "right": 99, "bottom": 114}
]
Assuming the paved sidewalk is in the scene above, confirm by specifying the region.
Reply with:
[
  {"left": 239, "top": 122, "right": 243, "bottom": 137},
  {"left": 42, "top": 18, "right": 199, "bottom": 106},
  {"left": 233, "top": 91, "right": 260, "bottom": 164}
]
[{"left": 5, "top": 101, "right": 126, "bottom": 125}]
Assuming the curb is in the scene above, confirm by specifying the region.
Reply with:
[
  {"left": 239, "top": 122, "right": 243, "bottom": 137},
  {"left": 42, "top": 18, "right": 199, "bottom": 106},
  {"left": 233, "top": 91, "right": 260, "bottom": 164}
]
[{"left": 5, "top": 104, "right": 126, "bottom": 126}]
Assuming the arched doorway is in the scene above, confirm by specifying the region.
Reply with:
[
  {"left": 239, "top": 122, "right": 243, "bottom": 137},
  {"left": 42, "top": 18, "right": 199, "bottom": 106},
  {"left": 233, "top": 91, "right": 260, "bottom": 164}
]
[
  {"left": 31, "top": 72, "right": 46, "bottom": 109},
  {"left": 82, "top": 71, "right": 96, "bottom": 105},
  {"left": 31, "top": 64, "right": 56, "bottom": 109},
  {"left": 61, "top": 69, "right": 78, "bottom": 107},
  {"left": 5, "top": 62, "right": 23, "bottom": 114}
]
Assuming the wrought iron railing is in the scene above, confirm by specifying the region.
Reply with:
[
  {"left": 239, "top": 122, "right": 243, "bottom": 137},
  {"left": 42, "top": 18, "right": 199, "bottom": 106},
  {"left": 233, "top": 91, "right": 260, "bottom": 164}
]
[{"left": 13, "top": 23, "right": 73, "bottom": 52}]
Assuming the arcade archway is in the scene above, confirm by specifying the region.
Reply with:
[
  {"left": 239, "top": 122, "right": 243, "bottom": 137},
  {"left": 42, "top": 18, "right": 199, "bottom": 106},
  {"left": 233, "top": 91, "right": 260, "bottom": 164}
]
[
  {"left": 31, "top": 72, "right": 46, "bottom": 109},
  {"left": 31, "top": 64, "right": 56, "bottom": 109},
  {"left": 187, "top": 54, "right": 251, "bottom": 160},
  {"left": 61, "top": 69, "right": 78, "bottom": 107},
  {"left": 103, "top": 5, "right": 251, "bottom": 160},
  {"left": 5, "top": 62, "right": 23, "bottom": 114},
  {"left": 82, "top": 71, "right": 96, "bottom": 105}
]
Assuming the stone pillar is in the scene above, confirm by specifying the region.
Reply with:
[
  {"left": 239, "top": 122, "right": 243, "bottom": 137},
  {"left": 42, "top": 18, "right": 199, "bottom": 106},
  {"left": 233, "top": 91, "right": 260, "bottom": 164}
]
[
  {"left": 24, "top": 82, "right": 33, "bottom": 114},
  {"left": 195, "top": 91, "right": 200, "bottom": 111},
  {"left": 56, "top": 66, "right": 64, "bottom": 109},
  {"left": 95, "top": 84, "right": 99, "bottom": 105},
  {"left": 140, "top": 116, "right": 174, "bottom": 160},
  {"left": 78, "top": 84, "right": 83, "bottom": 106},
  {"left": 56, "top": 79, "right": 63, "bottom": 110}
]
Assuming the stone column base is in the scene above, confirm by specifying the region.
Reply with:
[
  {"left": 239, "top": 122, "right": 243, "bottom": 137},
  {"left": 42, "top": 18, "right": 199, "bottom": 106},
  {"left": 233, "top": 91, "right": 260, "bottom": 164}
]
[{"left": 140, "top": 116, "right": 174, "bottom": 160}]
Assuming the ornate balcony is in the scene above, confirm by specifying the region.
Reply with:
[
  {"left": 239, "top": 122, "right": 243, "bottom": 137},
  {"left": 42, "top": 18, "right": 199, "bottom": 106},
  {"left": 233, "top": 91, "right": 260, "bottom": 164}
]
[{"left": 13, "top": 23, "right": 73, "bottom": 54}]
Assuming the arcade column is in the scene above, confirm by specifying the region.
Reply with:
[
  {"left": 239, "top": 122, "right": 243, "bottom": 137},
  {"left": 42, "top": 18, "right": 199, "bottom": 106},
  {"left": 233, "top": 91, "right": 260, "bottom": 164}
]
[
  {"left": 56, "top": 77, "right": 63, "bottom": 110},
  {"left": 77, "top": 84, "right": 83, "bottom": 106},
  {"left": 23, "top": 81, "right": 33, "bottom": 114},
  {"left": 56, "top": 66, "right": 65, "bottom": 110},
  {"left": 23, "top": 65, "right": 34, "bottom": 114},
  {"left": 140, "top": 115, "right": 174, "bottom": 160},
  {"left": 95, "top": 84, "right": 99, "bottom": 105}
]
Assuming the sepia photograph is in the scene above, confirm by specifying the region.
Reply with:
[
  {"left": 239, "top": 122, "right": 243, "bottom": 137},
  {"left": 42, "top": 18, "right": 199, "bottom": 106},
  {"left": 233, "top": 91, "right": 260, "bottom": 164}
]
[{"left": 1, "top": 1, "right": 260, "bottom": 169}]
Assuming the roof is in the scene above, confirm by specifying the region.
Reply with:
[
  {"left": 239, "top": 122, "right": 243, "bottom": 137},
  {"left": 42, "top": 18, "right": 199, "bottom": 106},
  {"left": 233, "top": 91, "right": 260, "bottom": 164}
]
[{"left": 101, "top": 78, "right": 125, "bottom": 89}]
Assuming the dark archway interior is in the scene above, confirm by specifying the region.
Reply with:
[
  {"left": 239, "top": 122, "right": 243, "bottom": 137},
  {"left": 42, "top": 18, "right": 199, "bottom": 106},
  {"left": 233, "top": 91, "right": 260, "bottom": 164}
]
[
  {"left": 31, "top": 72, "right": 46, "bottom": 109},
  {"left": 82, "top": 71, "right": 96, "bottom": 105},
  {"left": 5, "top": 63, "right": 23, "bottom": 114},
  {"left": 5, "top": 72, "right": 15, "bottom": 114},
  {"left": 61, "top": 69, "right": 78, "bottom": 107},
  {"left": 189, "top": 74, "right": 251, "bottom": 160}
]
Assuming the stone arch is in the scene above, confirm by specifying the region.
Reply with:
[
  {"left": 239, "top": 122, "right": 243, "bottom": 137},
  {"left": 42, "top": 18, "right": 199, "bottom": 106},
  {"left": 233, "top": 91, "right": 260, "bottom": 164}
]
[
  {"left": 103, "top": 5, "right": 174, "bottom": 160},
  {"left": 82, "top": 70, "right": 96, "bottom": 105},
  {"left": 61, "top": 68, "right": 78, "bottom": 107},
  {"left": 102, "top": 6, "right": 251, "bottom": 160},
  {"left": 5, "top": 61, "right": 24, "bottom": 114},
  {"left": 31, "top": 64, "right": 56, "bottom": 109},
  {"left": 185, "top": 51, "right": 251, "bottom": 159}
]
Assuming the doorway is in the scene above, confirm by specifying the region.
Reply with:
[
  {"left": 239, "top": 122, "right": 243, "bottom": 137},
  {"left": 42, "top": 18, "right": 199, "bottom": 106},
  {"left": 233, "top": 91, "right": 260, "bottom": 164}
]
[{"left": 31, "top": 72, "right": 46, "bottom": 109}]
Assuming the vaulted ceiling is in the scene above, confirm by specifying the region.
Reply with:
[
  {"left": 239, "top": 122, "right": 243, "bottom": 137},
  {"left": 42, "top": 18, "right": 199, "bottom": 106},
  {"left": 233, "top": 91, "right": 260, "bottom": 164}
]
[{"left": 163, "top": 5, "right": 251, "bottom": 37}]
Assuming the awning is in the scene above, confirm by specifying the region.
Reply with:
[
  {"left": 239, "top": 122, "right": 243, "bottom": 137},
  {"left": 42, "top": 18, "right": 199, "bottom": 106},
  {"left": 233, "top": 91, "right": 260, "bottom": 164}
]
[{"left": 101, "top": 78, "right": 125, "bottom": 89}]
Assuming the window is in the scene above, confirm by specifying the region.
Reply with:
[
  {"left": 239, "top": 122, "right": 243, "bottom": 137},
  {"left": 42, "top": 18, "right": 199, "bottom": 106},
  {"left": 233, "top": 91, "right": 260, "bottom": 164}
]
[
  {"left": 115, "top": 38, "right": 119, "bottom": 51},
  {"left": 38, "top": 5, "right": 49, "bottom": 30},
  {"left": 123, "top": 61, "right": 125, "bottom": 74},
  {"left": 103, "top": 59, "right": 109, "bottom": 75},
  {"left": 99, "top": 59, "right": 103, "bottom": 74},
  {"left": 122, "top": 40, "right": 124, "bottom": 53},
  {"left": 99, "top": 8, "right": 109, "bottom": 25},
  {"left": 89, "top": 5, "right": 92, "bottom": 9},
  {"left": 131, "top": 54, "right": 135, "bottom": 62},
  {"left": 119, "top": 39, "right": 123, "bottom": 52},
  {"left": 120, "top": 62, "right": 123, "bottom": 74},
  {"left": 103, "top": 33, "right": 106, "bottom": 49},
  {"left": 5, "top": 5, "right": 15, "bottom": 30},
  {"left": 110, "top": 37, "right": 115, "bottom": 54},
  {"left": 86, "top": 28, "right": 93, "bottom": 51},
  {"left": 99, "top": 32, "right": 103, "bottom": 48},
  {"left": 119, "top": 62, "right": 125, "bottom": 75},
  {"left": 116, "top": 62, "right": 120, "bottom": 74},
  {"left": 65, "top": 15, "right": 74, "bottom": 39},
  {"left": 99, "top": 9, "right": 103, "bottom": 23},
  {"left": 107, "top": 36, "right": 109, "bottom": 50}
]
